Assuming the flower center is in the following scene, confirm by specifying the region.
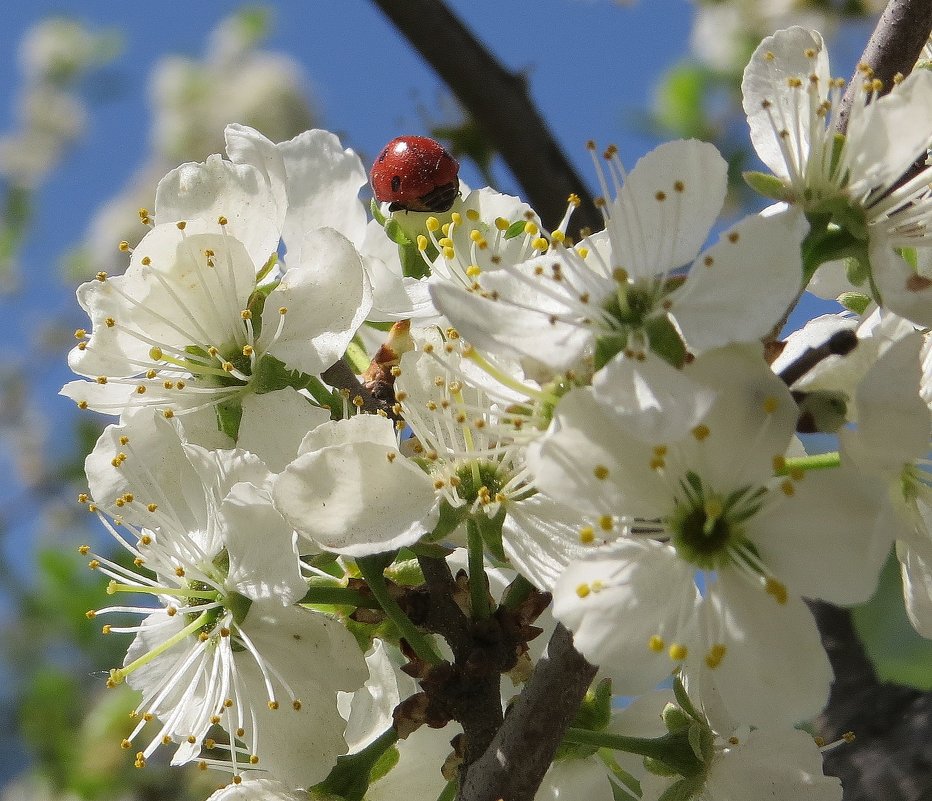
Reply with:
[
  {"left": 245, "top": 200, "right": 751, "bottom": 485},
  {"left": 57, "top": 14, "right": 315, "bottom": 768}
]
[{"left": 667, "top": 473, "right": 760, "bottom": 570}]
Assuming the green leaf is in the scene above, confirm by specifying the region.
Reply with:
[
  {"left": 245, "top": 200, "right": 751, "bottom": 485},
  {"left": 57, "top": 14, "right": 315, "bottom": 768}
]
[
  {"left": 646, "top": 315, "right": 687, "bottom": 368},
  {"left": 853, "top": 550, "right": 932, "bottom": 690},
  {"left": 655, "top": 64, "right": 710, "bottom": 139},
  {"left": 657, "top": 778, "right": 700, "bottom": 801}
]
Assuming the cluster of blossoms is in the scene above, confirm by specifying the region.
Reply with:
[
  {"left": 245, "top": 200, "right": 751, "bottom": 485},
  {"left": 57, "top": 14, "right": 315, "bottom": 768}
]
[{"left": 66, "top": 27, "right": 932, "bottom": 801}]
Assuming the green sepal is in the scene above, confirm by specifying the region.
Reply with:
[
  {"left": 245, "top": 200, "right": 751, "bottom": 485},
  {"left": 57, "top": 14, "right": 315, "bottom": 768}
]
[
  {"left": 371, "top": 198, "right": 387, "bottom": 226},
  {"left": 742, "top": 170, "right": 792, "bottom": 202},
  {"left": 661, "top": 703, "right": 692, "bottom": 734},
  {"left": 573, "top": 677, "right": 613, "bottom": 732},
  {"left": 838, "top": 291, "right": 871, "bottom": 315},
  {"left": 255, "top": 252, "right": 278, "bottom": 283},
  {"left": 473, "top": 507, "right": 507, "bottom": 563},
  {"left": 399, "top": 239, "right": 431, "bottom": 280},
  {"left": 384, "top": 217, "right": 412, "bottom": 246},
  {"left": 408, "top": 540, "right": 455, "bottom": 559},
  {"left": 610, "top": 782, "right": 641, "bottom": 801},
  {"left": 385, "top": 556, "right": 425, "bottom": 587},
  {"left": 646, "top": 315, "right": 687, "bottom": 368},
  {"left": 367, "top": 743, "right": 400, "bottom": 785},
  {"left": 672, "top": 676, "right": 704, "bottom": 724},
  {"left": 226, "top": 590, "right": 252, "bottom": 627},
  {"left": 504, "top": 219, "right": 527, "bottom": 240},
  {"left": 656, "top": 777, "right": 701, "bottom": 801},
  {"left": 593, "top": 332, "right": 628, "bottom": 371},
  {"left": 643, "top": 756, "right": 679, "bottom": 778},
  {"left": 686, "top": 722, "right": 706, "bottom": 763},
  {"left": 426, "top": 500, "right": 469, "bottom": 542},
  {"left": 310, "top": 728, "right": 399, "bottom": 801},
  {"left": 801, "top": 222, "right": 868, "bottom": 283},
  {"left": 251, "top": 353, "right": 313, "bottom": 394},
  {"left": 215, "top": 397, "right": 243, "bottom": 440}
]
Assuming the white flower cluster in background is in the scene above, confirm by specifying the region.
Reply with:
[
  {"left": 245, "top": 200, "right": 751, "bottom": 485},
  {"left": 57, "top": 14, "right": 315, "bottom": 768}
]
[{"left": 65, "top": 27, "right": 932, "bottom": 801}]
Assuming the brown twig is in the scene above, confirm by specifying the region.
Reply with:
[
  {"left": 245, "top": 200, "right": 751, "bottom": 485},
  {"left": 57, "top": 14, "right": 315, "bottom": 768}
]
[
  {"left": 836, "top": 0, "right": 932, "bottom": 133},
  {"left": 457, "top": 623, "right": 597, "bottom": 801},
  {"left": 370, "top": 0, "right": 602, "bottom": 238}
]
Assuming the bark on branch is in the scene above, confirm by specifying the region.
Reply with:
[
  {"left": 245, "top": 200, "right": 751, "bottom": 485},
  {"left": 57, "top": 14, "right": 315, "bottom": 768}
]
[
  {"left": 370, "top": 0, "right": 603, "bottom": 238},
  {"left": 837, "top": 0, "right": 932, "bottom": 132},
  {"left": 457, "top": 623, "right": 597, "bottom": 801}
]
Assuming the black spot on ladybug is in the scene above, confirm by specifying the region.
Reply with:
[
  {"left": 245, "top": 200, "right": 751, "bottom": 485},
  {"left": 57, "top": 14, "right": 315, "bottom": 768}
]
[
  {"left": 378, "top": 150, "right": 387, "bottom": 162},
  {"left": 391, "top": 175, "right": 401, "bottom": 192}
]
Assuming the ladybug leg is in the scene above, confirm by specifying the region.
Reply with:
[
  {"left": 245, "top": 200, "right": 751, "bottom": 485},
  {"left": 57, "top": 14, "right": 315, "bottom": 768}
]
[{"left": 418, "top": 180, "right": 460, "bottom": 213}]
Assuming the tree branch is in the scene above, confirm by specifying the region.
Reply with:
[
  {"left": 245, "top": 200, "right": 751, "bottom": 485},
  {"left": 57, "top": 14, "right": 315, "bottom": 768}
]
[
  {"left": 370, "top": 0, "right": 602, "bottom": 238},
  {"left": 320, "top": 357, "right": 388, "bottom": 415},
  {"left": 837, "top": 0, "right": 932, "bottom": 133},
  {"left": 457, "top": 623, "right": 597, "bottom": 801}
]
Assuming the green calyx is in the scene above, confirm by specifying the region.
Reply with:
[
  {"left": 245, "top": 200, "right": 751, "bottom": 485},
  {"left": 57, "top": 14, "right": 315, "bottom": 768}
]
[
  {"left": 454, "top": 460, "right": 504, "bottom": 506},
  {"left": 595, "top": 278, "right": 686, "bottom": 369}
]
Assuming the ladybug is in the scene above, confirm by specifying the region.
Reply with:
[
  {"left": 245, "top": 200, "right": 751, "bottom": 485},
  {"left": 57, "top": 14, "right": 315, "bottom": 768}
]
[{"left": 370, "top": 135, "right": 460, "bottom": 213}]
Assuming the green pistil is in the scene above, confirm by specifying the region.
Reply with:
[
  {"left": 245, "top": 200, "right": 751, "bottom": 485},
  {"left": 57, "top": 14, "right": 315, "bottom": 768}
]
[
  {"left": 604, "top": 282, "right": 656, "bottom": 329},
  {"left": 668, "top": 473, "right": 756, "bottom": 570},
  {"left": 454, "top": 460, "right": 503, "bottom": 506}
]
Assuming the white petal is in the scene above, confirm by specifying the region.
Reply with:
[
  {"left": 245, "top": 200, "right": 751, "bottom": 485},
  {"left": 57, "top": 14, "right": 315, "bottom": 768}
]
[
  {"left": 609, "top": 139, "right": 727, "bottom": 275},
  {"left": 751, "top": 467, "right": 888, "bottom": 604},
  {"left": 223, "top": 124, "right": 288, "bottom": 228},
  {"left": 529, "top": 388, "right": 671, "bottom": 519},
  {"left": 670, "top": 207, "right": 806, "bottom": 353},
  {"left": 265, "top": 227, "right": 372, "bottom": 375},
  {"left": 273, "top": 437, "right": 437, "bottom": 556},
  {"left": 592, "top": 353, "right": 717, "bottom": 443},
  {"left": 235, "top": 602, "right": 367, "bottom": 788},
  {"left": 742, "top": 28, "right": 829, "bottom": 179},
  {"left": 205, "top": 778, "right": 305, "bottom": 801},
  {"left": 900, "top": 533, "right": 932, "bottom": 639},
  {"left": 277, "top": 128, "right": 368, "bottom": 256},
  {"left": 707, "top": 728, "right": 842, "bottom": 801},
  {"left": 297, "top": 413, "right": 397, "bottom": 456},
  {"left": 695, "top": 572, "right": 832, "bottom": 727},
  {"left": 871, "top": 240, "right": 932, "bottom": 328},
  {"left": 85, "top": 409, "right": 206, "bottom": 529},
  {"left": 430, "top": 267, "right": 594, "bottom": 372},
  {"left": 552, "top": 542, "right": 700, "bottom": 694},
  {"left": 219, "top": 481, "right": 305, "bottom": 604},
  {"left": 238, "top": 388, "right": 331, "bottom": 472},
  {"left": 155, "top": 154, "right": 281, "bottom": 268},
  {"left": 502, "top": 494, "right": 598, "bottom": 593},
  {"left": 847, "top": 70, "right": 932, "bottom": 194}
]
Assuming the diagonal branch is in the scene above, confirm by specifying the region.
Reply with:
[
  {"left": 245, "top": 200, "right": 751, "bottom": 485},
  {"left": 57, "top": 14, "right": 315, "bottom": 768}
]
[
  {"left": 837, "top": 0, "right": 932, "bottom": 133},
  {"left": 457, "top": 623, "right": 597, "bottom": 801},
  {"left": 370, "top": 0, "right": 602, "bottom": 238}
]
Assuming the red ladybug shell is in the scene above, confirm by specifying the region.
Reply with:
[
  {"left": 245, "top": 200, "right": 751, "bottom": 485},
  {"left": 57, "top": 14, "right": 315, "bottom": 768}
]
[{"left": 370, "top": 135, "right": 460, "bottom": 213}]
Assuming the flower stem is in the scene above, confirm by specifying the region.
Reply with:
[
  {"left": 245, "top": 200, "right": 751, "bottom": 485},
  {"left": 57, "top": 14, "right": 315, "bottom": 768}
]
[
  {"left": 356, "top": 555, "right": 443, "bottom": 665},
  {"left": 777, "top": 452, "right": 841, "bottom": 474},
  {"left": 299, "top": 584, "right": 381, "bottom": 609},
  {"left": 563, "top": 727, "right": 703, "bottom": 777},
  {"left": 467, "top": 518, "right": 491, "bottom": 620}
]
